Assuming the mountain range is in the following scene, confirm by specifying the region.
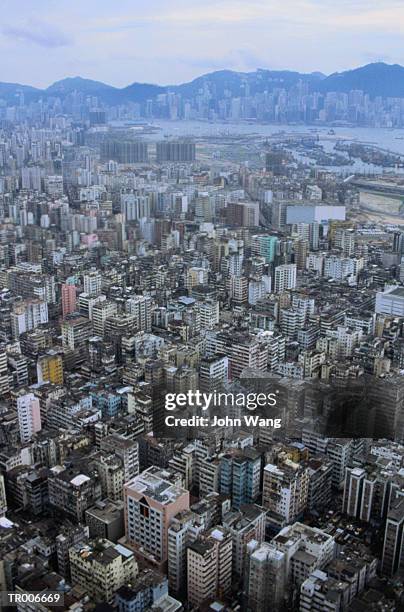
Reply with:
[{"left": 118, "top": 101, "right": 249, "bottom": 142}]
[{"left": 2, "top": 62, "right": 404, "bottom": 105}]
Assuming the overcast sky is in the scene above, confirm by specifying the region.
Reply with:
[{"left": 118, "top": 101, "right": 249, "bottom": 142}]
[{"left": 2, "top": 0, "right": 404, "bottom": 88}]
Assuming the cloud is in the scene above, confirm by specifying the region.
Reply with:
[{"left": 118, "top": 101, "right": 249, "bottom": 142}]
[{"left": 2, "top": 21, "right": 72, "bottom": 48}]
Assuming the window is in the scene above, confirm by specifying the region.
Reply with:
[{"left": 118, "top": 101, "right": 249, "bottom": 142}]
[{"left": 140, "top": 504, "right": 149, "bottom": 518}]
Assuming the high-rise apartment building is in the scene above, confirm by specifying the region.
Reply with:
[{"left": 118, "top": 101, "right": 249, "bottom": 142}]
[
  {"left": 167, "top": 510, "right": 205, "bottom": 594},
  {"left": 11, "top": 299, "right": 48, "bottom": 338},
  {"left": 83, "top": 270, "right": 102, "bottom": 297},
  {"left": 200, "top": 355, "right": 229, "bottom": 392},
  {"left": 272, "top": 523, "right": 335, "bottom": 587},
  {"left": 274, "top": 264, "right": 297, "bottom": 293},
  {"left": 92, "top": 300, "right": 118, "bottom": 336},
  {"left": 223, "top": 504, "right": 266, "bottom": 578},
  {"left": 156, "top": 141, "right": 196, "bottom": 163},
  {"left": 124, "top": 466, "right": 190, "bottom": 566},
  {"left": 381, "top": 498, "right": 404, "bottom": 576},
  {"left": 125, "top": 295, "right": 153, "bottom": 331},
  {"left": 187, "top": 526, "right": 232, "bottom": 607},
  {"left": 220, "top": 449, "right": 262, "bottom": 509},
  {"left": 17, "top": 392, "right": 42, "bottom": 443},
  {"left": 61, "top": 283, "right": 77, "bottom": 318},
  {"left": 69, "top": 539, "right": 138, "bottom": 604},
  {"left": 37, "top": 350, "right": 64, "bottom": 385},
  {"left": 263, "top": 460, "right": 309, "bottom": 525},
  {"left": 101, "top": 140, "right": 149, "bottom": 163},
  {"left": 252, "top": 234, "right": 278, "bottom": 263},
  {"left": 247, "top": 542, "right": 286, "bottom": 612}
]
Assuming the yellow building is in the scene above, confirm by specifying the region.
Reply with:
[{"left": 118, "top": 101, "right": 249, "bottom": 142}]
[{"left": 37, "top": 351, "right": 64, "bottom": 385}]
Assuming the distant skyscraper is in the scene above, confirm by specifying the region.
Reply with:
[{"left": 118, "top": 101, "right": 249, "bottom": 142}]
[
  {"left": 156, "top": 141, "right": 196, "bottom": 163},
  {"left": 100, "top": 140, "right": 149, "bottom": 164}
]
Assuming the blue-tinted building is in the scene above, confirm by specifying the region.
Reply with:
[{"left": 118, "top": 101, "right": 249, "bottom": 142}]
[{"left": 220, "top": 449, "right": 262, "bottom": 510}]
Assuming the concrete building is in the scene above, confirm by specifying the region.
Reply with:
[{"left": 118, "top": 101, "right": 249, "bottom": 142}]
[
  {"left": 376, "top": 286, "right": 404, "bottom": 317},
  {"left": 299, "top": 570, "right": 349, "bottom": 612},
  {"left": 167, "top": 510, "right": 205, "bottom": 595},
  {"left": 220, "top": 449, "right": 262, "bottom": 510},
  {"left": 48, "top": 466, "right": 102, "bottom": 522},
  {"left": 69, "top": 539, "right": 138, "bottom": 604},
  {"left": 37, "top": 351, "right": 64, "bottom": 385},
  {"left": 85, "top": 499, "right": 125, "bottom": 542},
  {"left": 272, "top": 523, "right": 335, "bottom": 587},
  {"left": 187, "top": 526, "right": 232, "bottom": 608},
  {"left": 381, "top": 497, "right": 404, "bottom": 576},
  {"left": 156, "top": 141, "right": 196, "bottom": 163},
  {"left": 263, "top": 460, "right": 309, "bottom": 524},
  {"left": 83, "top": 270, "right": 102, "bottom": 296},
  {"left": 200, "top": 355, "right": 229, "bottom": 392},
  {"left": 124, "top": 466, "right": 190, "bottom": 566},
  {"left": 17, "top": 392, "right": 41, "bottom": 443},
  {"left": 11, "top": 299, "right": 48, "bottom": 338},
  {"left": 61, "top": 283, "right": 77, "bottom": 318},
  {"left": 274, "top": 264, "right": 297, "bottom": 293},
  {"left": 92, "top": 300, "right": 118, "bottom": 336},
  {"left": 247, "top": 542, "right": 286, "bottom": 612},
  {"left": 116, "top": 570, "right": 180, "bottom": 612},
  {"left": 223, "top": 504, "right": 266, "bottom": 578},
  {"left": 125, "top": 295, "right": 153, "bottom": 332}
]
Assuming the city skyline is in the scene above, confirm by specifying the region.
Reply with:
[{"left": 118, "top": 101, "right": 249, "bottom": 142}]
[{"left": 2, "top": 0, "right": 404, "bottom": 87}]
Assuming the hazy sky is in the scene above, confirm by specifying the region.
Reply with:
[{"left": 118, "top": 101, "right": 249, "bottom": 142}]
[{"left": 2, "top": 0, "right": 404, "bottom": 88}]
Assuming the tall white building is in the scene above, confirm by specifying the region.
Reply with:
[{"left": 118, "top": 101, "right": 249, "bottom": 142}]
[
  {"left": 197, "top": 299, "right": 219, "bottom": 330},
  {"left": 272, "top": 522, "right": 335, "bottom": 587},
  {"left": 376, "top": 286, "right": 404, "bottom": 317},
  {"left": 92, "top": 300, "right": 118, "bottom": 336},
  {"left": 17, "top": 392, "right": 42, "bottom": 443},
  {"left": 125, "top": 295, "right": 153, "bottom": 331},
  {"left": 121, "top": 193, "right": 150, "bottom": 221},
  {"left": 11, "top": 299, "right": 48, "bottom": 338},
  {"left": 324, "top": 255, "right": 363, "bottom": 281},
  {"left": 83, "top": 270, "right": 102, "bottom": 296},
  {"left": 200, "top": 356, "right": 229, "bottom": 391},
  {"left": 274, "top": 264, "right": 297, "bottom": 293}
]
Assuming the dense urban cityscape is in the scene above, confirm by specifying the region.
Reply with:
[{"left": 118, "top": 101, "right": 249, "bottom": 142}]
[{"left": 4, "top": 66, "right": 404, "bottom": 612}]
